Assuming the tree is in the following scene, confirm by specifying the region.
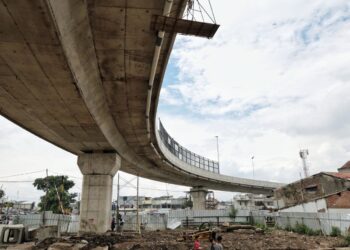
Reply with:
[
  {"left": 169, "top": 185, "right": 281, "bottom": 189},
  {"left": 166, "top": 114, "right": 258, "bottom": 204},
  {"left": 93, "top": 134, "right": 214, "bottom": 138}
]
[
  {"left": 183, "top": 199, "right": 193, "bottom": 209},
  {"left": 229, "top": 205, "right": 237, "bottom": 221},
  {"left": 0, "top": 189, "right": 5, "bottom": 214},
  {"left": 0, "top": 189, "right": 4, "bottom": 200},
  {"left": 33, "top": 175, "right": 77, "bottom": 214}
]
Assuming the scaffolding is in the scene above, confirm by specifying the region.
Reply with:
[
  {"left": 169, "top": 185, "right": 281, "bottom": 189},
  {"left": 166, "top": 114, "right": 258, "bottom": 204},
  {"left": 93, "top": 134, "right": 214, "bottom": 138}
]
[{"left": 151, "top": 0, "right": 219, "bottom": 39}]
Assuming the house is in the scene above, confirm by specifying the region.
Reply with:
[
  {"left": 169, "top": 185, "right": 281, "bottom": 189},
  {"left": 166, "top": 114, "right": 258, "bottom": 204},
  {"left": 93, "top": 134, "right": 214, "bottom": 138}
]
[
  {"left": 338, "top": 161, "right": 350, "bottom": 173},
  {"left": 274, "top": 164, "right": 350, "bottom": 213},
  {"left": 116, "top": 195, "right": 187, "bottom": 210},
  {"left": 233, "top": 193, "right": 275, "bottom": 211}
]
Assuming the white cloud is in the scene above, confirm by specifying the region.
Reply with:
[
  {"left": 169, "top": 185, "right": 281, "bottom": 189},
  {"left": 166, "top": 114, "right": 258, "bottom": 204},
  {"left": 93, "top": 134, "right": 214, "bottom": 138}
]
[
  {"left": 164, "top": 0, "right": 350, "bottom": 114},
  {"left": 159, "top": 0, "right": 350, "bottom": 197}
]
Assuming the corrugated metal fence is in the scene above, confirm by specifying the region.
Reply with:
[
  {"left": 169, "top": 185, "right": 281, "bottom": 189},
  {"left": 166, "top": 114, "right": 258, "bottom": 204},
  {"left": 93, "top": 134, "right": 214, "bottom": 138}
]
[
  {"left": 13, "top": 210, "right": 350, "bottom": 236},
  {"left": 112, "top": 209, "right": 238, "bottom": 231},
  {"left": 168, "top": 209, "right": 249, "bottom": 226},
  {"left": 15, "top": 211, "right": 79, "bottom": 233},
  {"left": 251, "top": 210, "right": 350, "bottom": 236}
]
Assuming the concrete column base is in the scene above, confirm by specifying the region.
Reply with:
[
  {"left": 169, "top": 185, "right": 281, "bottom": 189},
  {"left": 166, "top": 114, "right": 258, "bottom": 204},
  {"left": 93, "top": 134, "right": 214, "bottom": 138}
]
[
  {"left": 77, "top": 153, "right": 121, "bottom": 233},
  {"left": 190, "top": 186, "right": 208, "bottom": 210}
]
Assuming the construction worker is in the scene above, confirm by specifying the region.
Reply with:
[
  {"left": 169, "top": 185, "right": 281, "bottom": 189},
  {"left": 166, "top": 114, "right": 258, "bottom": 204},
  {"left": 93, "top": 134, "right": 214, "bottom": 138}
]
[
  {"left": 111, "top": 217, "right": 116, "bottom": 231},
  {"left": 193, "top": 235, "right": 202, "bottom": 250},
  {"left": 214, "top": 235, "right": 223, "bottom": 250}
]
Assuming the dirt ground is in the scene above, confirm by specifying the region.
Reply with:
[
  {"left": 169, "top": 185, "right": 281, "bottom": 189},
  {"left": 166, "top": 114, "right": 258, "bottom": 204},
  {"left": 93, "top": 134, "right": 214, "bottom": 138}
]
[
  {"left": 4, "top": 228, "right": 350, "bottom": 250},
  {"left": 136, "top": 229, "right": 349, "bottom": 250}
]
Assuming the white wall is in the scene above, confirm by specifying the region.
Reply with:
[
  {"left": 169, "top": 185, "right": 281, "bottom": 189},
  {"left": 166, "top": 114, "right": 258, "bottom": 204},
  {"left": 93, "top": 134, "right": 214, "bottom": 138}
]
[
  {"left": 328, "top": 208, "right": 350, "bottom": 213},
  {"left": 280, "top": 198, "right": 327, "bottom": 213}
]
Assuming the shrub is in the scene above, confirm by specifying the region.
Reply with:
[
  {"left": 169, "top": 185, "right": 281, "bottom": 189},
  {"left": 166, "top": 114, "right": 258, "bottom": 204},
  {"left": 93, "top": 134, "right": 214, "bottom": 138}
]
[
  {"left": 229, "top": 206, "right": 237, "bottom": 220},
  {"left": 345, "top": 235, "right": 350, "bottom": 246},
  {"left": 255, "top": 223, "right": 268, "bottom": 231},
  {"left": 284, "top": 224, "right": 293, "bottom": 231},
  {"left": 294, "top": 222, "right": 308, "bottom": 234},
  {"left": 292, "top": 222, "right": 321, "bottom": 236},
  {"left": 313, "top": 229, "right": 322, "bottom": 236},
  {"left": 330, "top": 226, "right": 341, "bottom": 237}
]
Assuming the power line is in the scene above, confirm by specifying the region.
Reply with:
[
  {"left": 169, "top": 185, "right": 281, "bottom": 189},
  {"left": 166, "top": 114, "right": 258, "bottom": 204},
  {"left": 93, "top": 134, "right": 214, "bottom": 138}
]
[
  {"left": 0, "top": 170, "right": 45, "bottom": 179},
  {"left": 114, "top": 183, "right": 187, "bottom": 193},
  {"left": 48, "top": 171, "right": 188, "bottom": 193},
  {"left": 49, "top": 171, "right": 82, "bottom": 180},
  {"left": 0, "top": 180, "right": 34, "bottom": 183}
]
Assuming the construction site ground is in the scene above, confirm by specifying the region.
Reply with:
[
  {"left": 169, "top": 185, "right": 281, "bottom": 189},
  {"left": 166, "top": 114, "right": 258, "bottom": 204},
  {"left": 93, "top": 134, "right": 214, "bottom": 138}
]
[{"left": 3, "top": 228, "right": 350, "bottom": 250}]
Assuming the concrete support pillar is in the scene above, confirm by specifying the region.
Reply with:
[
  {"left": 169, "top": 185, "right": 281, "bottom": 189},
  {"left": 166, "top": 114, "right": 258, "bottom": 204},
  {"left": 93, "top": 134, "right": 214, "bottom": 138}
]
[
  {"left": 190, "top": 186, "right": 208, "bottom": 210},
  {"left": 77, "top": 153, "right": 121, "bottom": 233}
]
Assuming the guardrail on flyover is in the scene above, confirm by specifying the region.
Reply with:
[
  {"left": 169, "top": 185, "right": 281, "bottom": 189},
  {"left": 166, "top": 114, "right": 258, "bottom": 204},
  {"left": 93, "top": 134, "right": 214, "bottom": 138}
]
[{"left": 158, "top": 120, "right": 219, "bottom": 174}]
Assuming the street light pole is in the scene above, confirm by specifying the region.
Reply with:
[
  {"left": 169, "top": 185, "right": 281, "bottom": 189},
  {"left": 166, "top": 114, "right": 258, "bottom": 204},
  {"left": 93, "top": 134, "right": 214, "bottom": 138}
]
[
  {"left": 251, "top": 156, "right": 255, "bottom": 179},
  {"left": 215, "top": 136, "right": 220, "bottom": 168}
]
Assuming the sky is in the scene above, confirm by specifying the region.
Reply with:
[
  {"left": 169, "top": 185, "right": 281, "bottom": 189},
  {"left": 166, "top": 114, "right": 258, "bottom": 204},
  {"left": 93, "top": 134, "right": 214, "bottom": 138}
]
[{"left": 1, "top": 0, "right": 350, "bottom": 203}]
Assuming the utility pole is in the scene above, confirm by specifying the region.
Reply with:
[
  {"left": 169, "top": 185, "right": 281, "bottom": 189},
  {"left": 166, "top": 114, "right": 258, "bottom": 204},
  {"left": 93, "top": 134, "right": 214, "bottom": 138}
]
[
  {"left": 116, "top": 173, "right": 120, "bottom": 231},
  {"left": 299, "top": 149, "right": 310, "bottom": 178},
  {"left": 215, "top": 136, "right": 220, "bottom": 169},
  {"left": 251, "top": 156, "right": 255, "bottom": 179},
  {"left": 136, "top": 175, "right": 140, "bottom": 234},
  {"left": 53, "top": 176, "right": 65, "bottom": 214},
  {"left": 44, "top": 169, "right": 48, "bottom": 211}
]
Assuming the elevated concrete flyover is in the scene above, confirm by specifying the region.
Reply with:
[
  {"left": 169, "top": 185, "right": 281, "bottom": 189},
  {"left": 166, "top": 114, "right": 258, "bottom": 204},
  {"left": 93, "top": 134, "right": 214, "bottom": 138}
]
[{"left": 0, "top": 0, "right": 283, "bottom": 232}]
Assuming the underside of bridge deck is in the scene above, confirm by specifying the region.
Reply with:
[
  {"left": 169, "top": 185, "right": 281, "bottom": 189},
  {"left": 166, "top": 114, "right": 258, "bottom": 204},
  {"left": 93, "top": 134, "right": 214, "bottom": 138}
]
[{"left": 0, "top": 1, "right": 283, "bottom": 229}]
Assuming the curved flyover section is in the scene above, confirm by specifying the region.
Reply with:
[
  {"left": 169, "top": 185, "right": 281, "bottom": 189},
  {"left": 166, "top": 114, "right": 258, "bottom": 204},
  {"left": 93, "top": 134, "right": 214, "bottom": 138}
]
[
  {"left": 0, "top": 0, "right": 283, "bottom": 195},
  {"left": 153, "top": 121, "right": 282, "bottom": 194}
]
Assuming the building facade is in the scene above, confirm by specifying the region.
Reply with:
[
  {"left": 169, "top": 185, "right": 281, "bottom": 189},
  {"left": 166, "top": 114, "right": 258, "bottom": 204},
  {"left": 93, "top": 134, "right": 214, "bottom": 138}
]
[
  {"left": 233, "top": 194, "right": 275, "bottom": 211},
  {"left": 274, "top": 168, "right": 350, "bottom": 213}
]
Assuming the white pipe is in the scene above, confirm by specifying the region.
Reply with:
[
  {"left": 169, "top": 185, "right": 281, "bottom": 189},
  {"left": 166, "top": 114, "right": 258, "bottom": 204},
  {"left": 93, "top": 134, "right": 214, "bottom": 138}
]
[{"left": 146, "top": 0, "right": 173, "bottom": 139}]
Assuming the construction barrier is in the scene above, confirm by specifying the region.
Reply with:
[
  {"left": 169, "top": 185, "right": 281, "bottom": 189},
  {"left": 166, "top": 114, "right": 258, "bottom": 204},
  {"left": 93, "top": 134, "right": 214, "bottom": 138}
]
[{"left": 10, "top": 209, "right": 350, "bottom": 236}]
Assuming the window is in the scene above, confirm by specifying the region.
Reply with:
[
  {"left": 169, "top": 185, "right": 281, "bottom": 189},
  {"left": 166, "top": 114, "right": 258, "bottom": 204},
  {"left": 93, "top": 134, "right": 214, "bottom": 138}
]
[{"left": 304, "top": 185, "right": 318, "bottom": 193}]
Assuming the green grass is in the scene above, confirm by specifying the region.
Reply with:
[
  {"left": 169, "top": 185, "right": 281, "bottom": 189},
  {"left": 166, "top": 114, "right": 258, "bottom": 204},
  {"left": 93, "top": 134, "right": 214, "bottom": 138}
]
[
  {"left": 330, "top": 226, "right": 341, "bottom": 237},
  {"left": 283, "top": 222, "right": 322, "bottom": 236}
]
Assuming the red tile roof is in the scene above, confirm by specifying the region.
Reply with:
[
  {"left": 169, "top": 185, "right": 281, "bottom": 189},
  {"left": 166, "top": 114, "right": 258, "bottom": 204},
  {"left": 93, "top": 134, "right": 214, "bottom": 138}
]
[
  {"left": 339, "top": 161, "right": 350, "bottom": 170},
  {"left": 325, "top": 172, "right": 350, "bottom": 180}
]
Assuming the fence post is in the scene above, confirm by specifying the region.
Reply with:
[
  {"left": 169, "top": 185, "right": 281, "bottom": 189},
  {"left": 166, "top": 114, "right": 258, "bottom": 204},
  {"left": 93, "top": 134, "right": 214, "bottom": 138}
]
[
  {"left": 301, "top": 215, "right": 304, "bottom": 227},
  {"left": 66, "top": 215, "right": 71, "bottom": 233},
  {"left": 217, "top": 216, "right": 219, "bottom": 226},
  {"left": 41, "top": 211, "right": 45, "bottom": 226},
  {"left": 316, "top": 213, "right": 324, "bottom": 235},
  {"left": 57, "top": 214, "right": 61, "bottom": 238},
  {"left": 249, "top": 211, "right": 253, "bottom": 225}
]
